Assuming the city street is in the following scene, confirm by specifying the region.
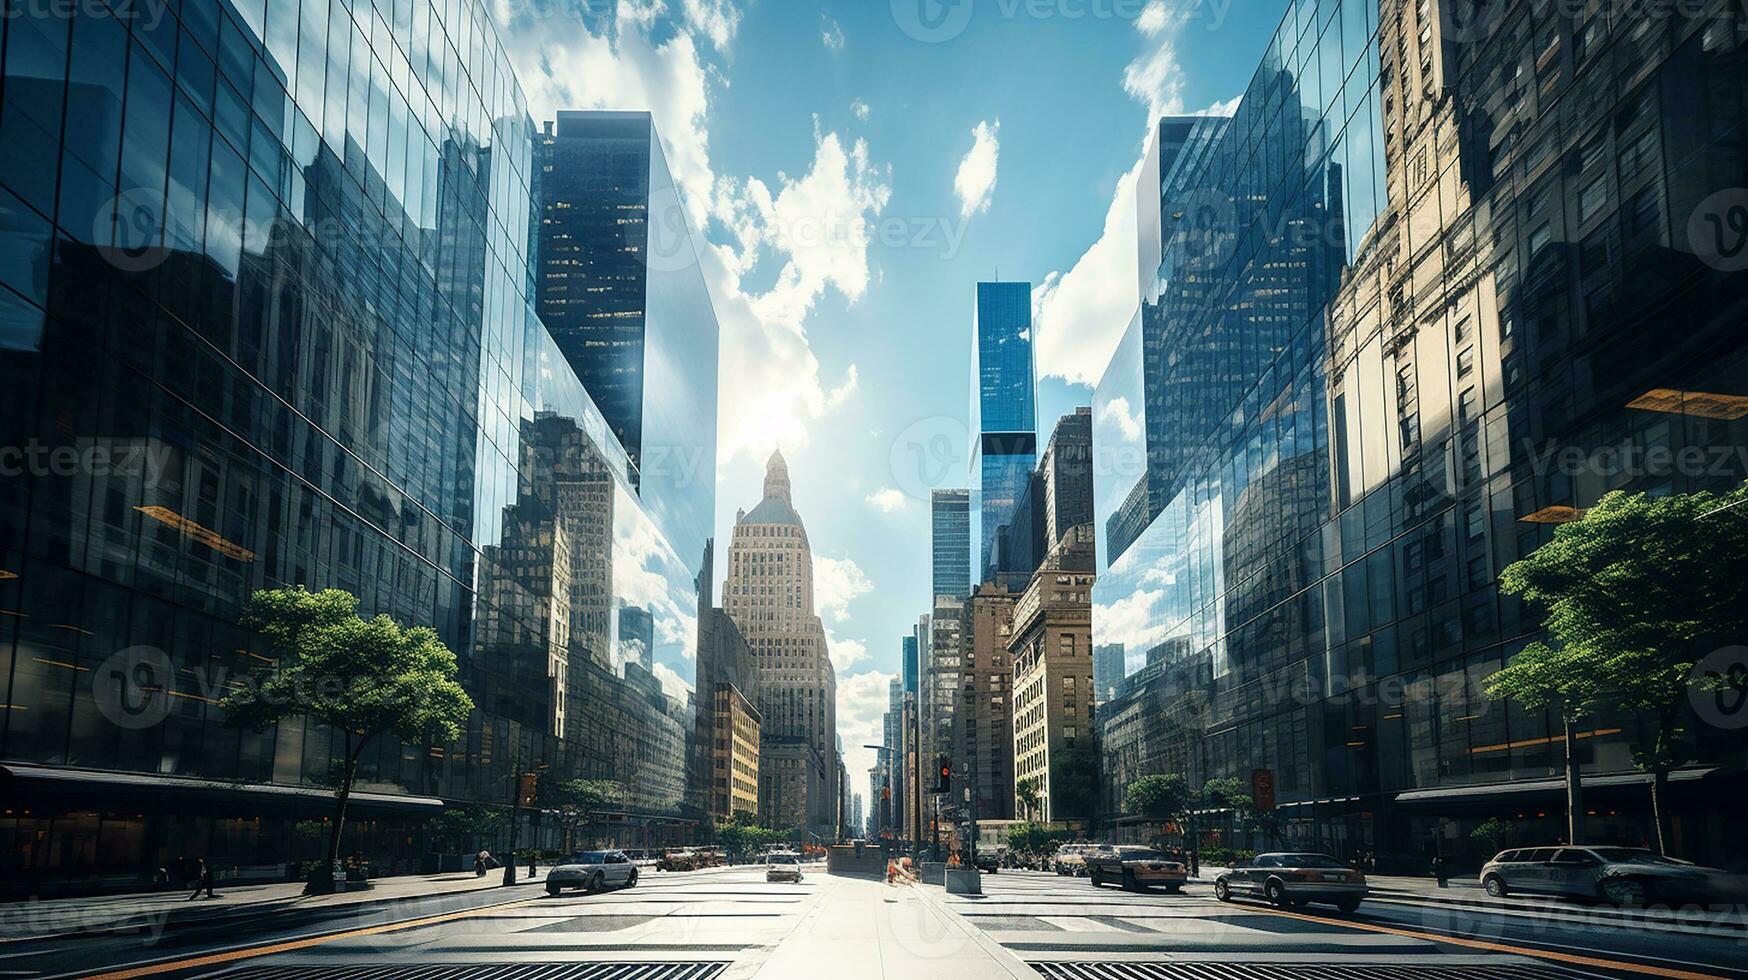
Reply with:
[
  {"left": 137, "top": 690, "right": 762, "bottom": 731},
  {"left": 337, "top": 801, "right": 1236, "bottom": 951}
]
[
  {"left": 0, "top": 864, "right": 1017, "bottom": 980},
  {"left": 6, "top": 867, "right": 1748, "bottom": 979},
  {"left": 939, "top": 870, "right": 1748, "bottom": 980}
]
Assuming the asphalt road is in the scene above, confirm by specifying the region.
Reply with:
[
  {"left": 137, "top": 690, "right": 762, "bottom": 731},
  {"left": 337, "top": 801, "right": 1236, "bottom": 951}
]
[
  {"left": 945, "top": 869, "right": 1748, "bottom": 979},
  {"left": 6, "top": 866, "right": 1747, "bottom": 980},
  {"left": 0, "top": 865, "right": 824, "bottom": 980}
]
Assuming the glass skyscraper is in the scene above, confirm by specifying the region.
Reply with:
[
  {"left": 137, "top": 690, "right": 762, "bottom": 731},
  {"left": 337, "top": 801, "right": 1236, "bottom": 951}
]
[
  {"left": 929, "top": 487, "right": 970, "bottom": 601},
  {"left": 533, "top": 110, "right": 719, "bottom": 563},
  {"left": 1093, "top": 0, "right": 1748, "bottom": 871},
  {"left": 0, "top": 0, "right": 715, "bottom": 889},
  {"left": 969, "top": 280, "right": 1036, "bottom": 585}
]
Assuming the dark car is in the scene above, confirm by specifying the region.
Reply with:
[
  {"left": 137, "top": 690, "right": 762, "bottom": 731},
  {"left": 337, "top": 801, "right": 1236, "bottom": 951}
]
[
  {"left": 1479, "top": 846, "right": 1744, "bottom": 905},
  {"left": 1086, "top": 846, "right": 1189, "bottom": 892},
  {"left": 1215, "top": 852, "right": 1367, "bottom": 912},
  {"left": 972, "top": 850, "right": 1002, "bottom": 873}
]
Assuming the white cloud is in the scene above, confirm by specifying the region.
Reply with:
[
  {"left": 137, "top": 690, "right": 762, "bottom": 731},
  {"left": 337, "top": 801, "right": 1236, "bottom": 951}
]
[
  {"left": 851, "top": 99, "right": 870, "bottom": 121},
  {"left": 1033, "top": 6, "right": 1228, "bottom": 388},
  {"left": 813, "top": 553, "right": 873, "bottom": 624},
  {"left": 1097, "top": 396, "right": 1143, "bottom": 443},
  {"left": 498, "top": 2, "right": 891, "bottom": 466},
  {"left": 954, "top": 120, "right": 1001, "bottom": 220},
  {"left": 827, "top": 633, "right": 869, "bottom": 673},
  {"left": 1032, "top": 160, "right": 1142, "bottom": 387},
  {"left": 1124, "top": 1, "right": 1189, "bottom": 123},
  {"left": 681, "top": 0, "right": 740, "bottom": 49},
  {"left": 836, "top": 670, "right": 896, "bottom": 808},
  {"left": 1092, "top": 587, "right": 1171, "bottom": 657},
  {"left": 1135, "top": 0, "right": 1173, "bottom": 35},
  {"left": 827, "top": 364, "right": 860, "bottom": 409},
  {"left": 864, "top": 487, "right": 908, "bottom": 514},
  {"left": 611, "top": 483, "right": 699, "bottom": 664},
  {"left": 822, "top": 14, "right": 846, "bottom": 50},
  {"left": 1202, "top": 94, "right": 1242, "bottom": 117},
  {"left": 651, "top": 661, "right": 693, "bottom": 703}
]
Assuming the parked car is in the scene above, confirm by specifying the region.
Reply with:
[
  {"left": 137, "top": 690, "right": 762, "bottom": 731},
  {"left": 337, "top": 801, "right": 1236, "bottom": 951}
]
[
  {"left": 1479, "top": 846, "right": 1741, "bottom": 905},
  {"left": 1086, "top": 846, "right": 1189, "bottom": 893},
  {"left": 1054, "top": 843, "right": 1102, "bottom": 876},
  {"left": 547, "top": 850, "right": 639, "bottom": 895},
  {"left": 1215, "top": 852, "right": 1367, "bottom": 912},
  {"left": 972, "top": 848, "right": 1004, "bottom": 873},
  {"left": 766, "top": 852, "right": 803, "bottom": 883}
]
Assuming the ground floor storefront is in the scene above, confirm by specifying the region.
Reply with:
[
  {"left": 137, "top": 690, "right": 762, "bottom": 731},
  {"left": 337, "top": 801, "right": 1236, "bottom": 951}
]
[
  {"left": 0, "top": 764, "right": 700, "bottom": 898},
  {"left": 1105, "top": 765, "right": 1745, "bottom": 875}
]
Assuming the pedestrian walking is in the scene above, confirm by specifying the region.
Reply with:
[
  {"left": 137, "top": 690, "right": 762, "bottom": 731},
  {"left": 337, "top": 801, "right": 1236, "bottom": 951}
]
[
  {"left": 1432, "top": 854, "right": 1449, "bottom": 888},
  {"left": 186, "top": 858, "right": 217, "bottom": 900}
]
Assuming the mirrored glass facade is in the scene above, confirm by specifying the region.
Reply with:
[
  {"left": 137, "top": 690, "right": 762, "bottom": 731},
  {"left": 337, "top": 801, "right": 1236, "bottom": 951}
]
[
  {"left": 970, "top": 280, "right": 1036, "bottom": 585},
  {"left": 0, "top": 0, "right": 713, "bottom": 889},
  {"left": 532, "top": 111, "right": 718, "bottom": 565},
  {"left": 930, "top": 487, "right": 970, "bottom": 602},
  {"left": 1094, "top": 0, "right": 1748, "bottom": 871}
]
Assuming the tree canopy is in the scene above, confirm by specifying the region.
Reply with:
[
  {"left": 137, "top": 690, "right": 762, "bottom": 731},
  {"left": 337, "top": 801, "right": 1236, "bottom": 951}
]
[
  {"left": 1488, "top": 485, "right": 1748, "bottom": 852},
  {"left": 222, "top": 587, "right": 474, "bottom": 889}
]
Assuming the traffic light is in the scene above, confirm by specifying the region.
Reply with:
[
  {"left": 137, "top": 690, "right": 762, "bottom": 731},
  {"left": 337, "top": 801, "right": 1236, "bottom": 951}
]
[{"left": 936, "top": 756, "right": 952, "bottom": 793}]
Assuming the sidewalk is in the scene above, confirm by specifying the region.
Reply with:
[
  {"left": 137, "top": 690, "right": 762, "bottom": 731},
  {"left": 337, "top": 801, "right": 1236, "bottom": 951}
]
[
  {"left": 0, "top": 867, "right": 557, "bottom": 944},
  {"left": 750, "top": 874, "right": 1032, "bottom": 980}
]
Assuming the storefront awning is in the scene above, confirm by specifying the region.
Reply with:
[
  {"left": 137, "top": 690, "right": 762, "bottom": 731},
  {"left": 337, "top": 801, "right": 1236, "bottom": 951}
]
[
  {"left": 1394, "top": 767, "right": 1726, "bottom": 805},
  {"left": 0, "top": 764, "right": 446, "bottom": 814}
]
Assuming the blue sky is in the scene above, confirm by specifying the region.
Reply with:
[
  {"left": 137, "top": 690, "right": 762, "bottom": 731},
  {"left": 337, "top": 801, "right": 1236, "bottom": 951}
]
[{"left": 494, "top": 0, "right": 1283, "bottom": 790}]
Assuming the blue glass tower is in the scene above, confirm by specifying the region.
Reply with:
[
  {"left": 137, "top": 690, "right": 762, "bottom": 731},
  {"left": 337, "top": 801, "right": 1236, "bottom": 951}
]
[
  {"left": 930, "top": 488, "right": 971, "bottom": 601},
  {"left": 970, "top": 281, "right": 1037, "bottom": 585}
]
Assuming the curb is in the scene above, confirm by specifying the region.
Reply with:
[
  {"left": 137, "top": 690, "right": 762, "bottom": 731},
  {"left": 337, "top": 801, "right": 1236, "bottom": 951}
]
[
  {"left": 1363, "top": 887, "right": 1748, "bottom": 932},
  {"left": 907, "top": 879, "right": 1038, "bottom": 979}
]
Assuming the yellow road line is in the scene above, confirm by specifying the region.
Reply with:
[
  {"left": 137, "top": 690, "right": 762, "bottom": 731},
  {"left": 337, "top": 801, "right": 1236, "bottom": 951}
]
[
  {"left": 1244, "top": 902, "right": 1729, "bottom": 980},
  {"left": 80, "top": 897, "right": 540, "bottom": 980}
]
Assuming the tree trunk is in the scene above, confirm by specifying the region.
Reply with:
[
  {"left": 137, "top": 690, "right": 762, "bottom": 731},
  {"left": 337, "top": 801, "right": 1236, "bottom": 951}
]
[
  {"left": 1563, "top": 715, "right": 1586, "bottom": 846},
  {"left": 1650, "top": 767, "right": 1669, "bottom": 856},
  {"left": 313, "top": 735, "right": 369, "bottom": 894}
]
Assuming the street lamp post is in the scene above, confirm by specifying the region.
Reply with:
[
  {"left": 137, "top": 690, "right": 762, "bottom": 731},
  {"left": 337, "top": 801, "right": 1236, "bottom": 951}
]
[{"left": 503, "top": 743, "right": 533, "bottom": 887}]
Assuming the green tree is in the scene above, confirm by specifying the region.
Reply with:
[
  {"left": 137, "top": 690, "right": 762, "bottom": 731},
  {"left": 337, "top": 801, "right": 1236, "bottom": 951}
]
[
  {"left": 222, "top": 587, "right": 474, "bottom": 891},
  {"left": 1005, "top": 821, "right": 1072, "bottom": 855},
  {"left": 1015, "top": 778, "right": 1041, "bottom": 822},
  {"left": 1124, "top": 774, "right": 1192, "bottom": 824},
  {"left": 1470, "top": 817, "right": 1510, "bottom": 857},
  {"left": 537, "top": 778, "right": 620, "bottom": 853},
  {"left": 427, "top": 804, "right": 506, "bottom": 853},
  {"left": 1488, "top": 486, "right": 1748, "bottom": 853},
  {"left": 717, "top": 821, "right": 788, "bottom": 861}
]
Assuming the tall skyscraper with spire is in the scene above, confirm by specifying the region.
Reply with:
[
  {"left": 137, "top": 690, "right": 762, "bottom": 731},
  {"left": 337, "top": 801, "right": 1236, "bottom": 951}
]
[{"left": 722, "top": 451, "right": 838, "bottom": 838}]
